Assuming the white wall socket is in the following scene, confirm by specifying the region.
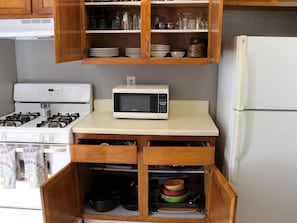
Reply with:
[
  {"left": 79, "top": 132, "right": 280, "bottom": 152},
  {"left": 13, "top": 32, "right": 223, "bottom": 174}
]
[{"left": 126, "top": 76, "right": 136, "bottom": 86}]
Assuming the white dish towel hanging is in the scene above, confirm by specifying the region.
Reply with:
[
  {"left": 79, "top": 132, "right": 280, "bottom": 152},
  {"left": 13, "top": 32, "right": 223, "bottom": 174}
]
[
  {"left": 0, "top": 146, "right": 16, "bottom": 188},
  {"left": 23, "top": 146, "right": 47, "bottom": 188}
]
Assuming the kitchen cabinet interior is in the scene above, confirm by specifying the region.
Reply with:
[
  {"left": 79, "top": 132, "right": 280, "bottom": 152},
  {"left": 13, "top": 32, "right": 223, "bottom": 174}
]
[
  {"left": 0, "top": 0, "right": 53, "bottom": 18},
  {"left": 54, "top": 0, "right": 223, "bottom": 64},
  {"left": 41, "top": 134, "right": 237, "bottom": 223},
  {"left": 224, "top": 0, "right": 297, "bottom": 7}
]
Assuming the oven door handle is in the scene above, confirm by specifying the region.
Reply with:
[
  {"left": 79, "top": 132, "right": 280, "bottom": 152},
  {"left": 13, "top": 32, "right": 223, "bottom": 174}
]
[
  {"left": 14, "top": 146, "right": 67, "bottom": 153},
  {"left": 44, "top": 147, "right": 67, "bottom": 153}
]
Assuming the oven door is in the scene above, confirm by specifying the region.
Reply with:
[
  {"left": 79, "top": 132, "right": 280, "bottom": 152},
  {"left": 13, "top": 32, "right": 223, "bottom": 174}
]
[
  {"left": 0, "top": 207, "right": 43, "bottom": 223},
  {"left": 0, "top": 144, "right": 70, "bottom": 210}
]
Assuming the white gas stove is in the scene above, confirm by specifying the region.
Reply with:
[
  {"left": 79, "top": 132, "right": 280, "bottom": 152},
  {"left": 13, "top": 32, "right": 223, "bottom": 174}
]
[
  {"left": 0, "top": 83, "right": 93, "bottom": 223},
  {"left": 0, "top": 83, "right": 93, "bottom": 144}
]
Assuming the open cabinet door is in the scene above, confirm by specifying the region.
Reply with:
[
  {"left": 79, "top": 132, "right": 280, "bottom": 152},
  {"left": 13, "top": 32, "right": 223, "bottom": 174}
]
[
  {"left": 41, "top": 163, "right": 81, "bottom": 223},
  {"left": 208, "top": 165, "right": 237, "bottom": 223},
  {"left": 208, "top": 0, "right": 223, "bottom": 63},
  {"left": 54, "top": 0, "right": 83, "bottom": 63}
]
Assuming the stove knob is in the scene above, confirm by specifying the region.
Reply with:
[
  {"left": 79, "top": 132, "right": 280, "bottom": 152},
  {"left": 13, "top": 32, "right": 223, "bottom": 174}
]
[
  {"left": 39, "top": 134, "right": 45, "bottom": 142},
  {"left": 1, "top": 133, "right": 7, "bottom": 140},
  {"left": 49, "top": 135, "right": 55, "bottom": 142}
]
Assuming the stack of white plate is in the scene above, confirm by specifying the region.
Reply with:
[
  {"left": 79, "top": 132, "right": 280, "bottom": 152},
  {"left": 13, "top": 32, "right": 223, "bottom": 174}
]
[
  {"left": 151, "top": 44, "right": 170, "bottom": 57},
  {"left": 125, "top": 48, "right": 141, "bottom": 58},
  {"left": 89, "top": 48, "right": 119, "bottom": 58}
]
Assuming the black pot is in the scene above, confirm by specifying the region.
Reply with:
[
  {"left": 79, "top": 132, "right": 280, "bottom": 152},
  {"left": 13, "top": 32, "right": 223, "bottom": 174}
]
[
  {"left": 91, "top": 195, "right": 116, "bottom": 212},
  {"left": 88, "top": 175, "right": 122, "bottom": 212},
  {"left": 120, "top": 180, "right": 138, "bottom": 211},
  {"left": 120, "top": 191, "right": 138, "bottom": 211}
]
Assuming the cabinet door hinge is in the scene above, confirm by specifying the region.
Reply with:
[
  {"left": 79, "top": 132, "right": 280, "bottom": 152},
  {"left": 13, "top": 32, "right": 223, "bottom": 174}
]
[{"left": 83, "top": 48, "right": 88, "bottom": 57}]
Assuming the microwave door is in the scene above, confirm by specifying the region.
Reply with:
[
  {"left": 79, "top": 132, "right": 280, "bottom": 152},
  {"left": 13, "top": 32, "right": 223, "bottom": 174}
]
[
  {"left": 114, "top": 93, "right": 158, "bottom": 113},
  {"left": 113, "top": 93, "right": 168, "bottom": 119}
]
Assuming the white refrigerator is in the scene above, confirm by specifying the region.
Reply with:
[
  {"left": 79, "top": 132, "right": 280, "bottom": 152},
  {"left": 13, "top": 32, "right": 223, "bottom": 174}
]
[{"left": 216, "top": 35, "right": 297, "bottom": 223}]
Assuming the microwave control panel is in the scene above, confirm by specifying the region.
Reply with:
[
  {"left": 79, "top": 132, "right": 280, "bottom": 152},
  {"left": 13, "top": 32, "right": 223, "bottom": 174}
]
[{"left": 158, "top": 94, "right": 168, "bottom": 113}]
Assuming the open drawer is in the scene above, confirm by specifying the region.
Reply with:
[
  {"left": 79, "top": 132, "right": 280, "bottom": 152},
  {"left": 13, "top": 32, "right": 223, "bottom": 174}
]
[
  {"left": 71, "top": 139, "right": 137, "bottom": 164},
  {"left": 143, "top": 141, "right": 215, "bottom": 166}
]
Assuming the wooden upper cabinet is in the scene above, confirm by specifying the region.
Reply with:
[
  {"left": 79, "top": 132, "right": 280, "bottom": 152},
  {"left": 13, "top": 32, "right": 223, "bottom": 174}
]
[
  {"left": 54, "top": 0, "right": 224, "bottom": 64},
  {"left": 0, "top": 0, "right": 32, "bottom": 16},
  {"left": 224, "top": 0, "right": 297, "bottom": 7},
  {"left": 0, "top": 0, "right": 53, "bottom": 18},
  {"left": 33, "top": 0, "right": 54, "bottom": 15},
  {"left": 209, "top": 0, "right": 223, "bottom": 63},
  {"left": 54, "top": 0, "right": 83, "bottom": 62}
]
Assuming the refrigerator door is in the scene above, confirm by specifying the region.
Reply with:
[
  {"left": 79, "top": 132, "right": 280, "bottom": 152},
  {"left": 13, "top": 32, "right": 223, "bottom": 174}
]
[
  {"left": 231, "top": 110, "right": 297, "bottom": 223},
  {"left": 233, "top": 36, "right": 297, "bottom": 110}
]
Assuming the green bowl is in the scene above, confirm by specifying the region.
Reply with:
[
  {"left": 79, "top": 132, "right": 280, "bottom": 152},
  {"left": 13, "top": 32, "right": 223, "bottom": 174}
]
[{"left": 160, "top": 190, "right": 189, "bottom": 203}]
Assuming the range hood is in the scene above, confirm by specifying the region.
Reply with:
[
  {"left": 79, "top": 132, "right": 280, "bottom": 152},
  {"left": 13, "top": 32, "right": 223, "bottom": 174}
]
[{"left": 0, "top": 18, "right": 54, "bottom": 40}]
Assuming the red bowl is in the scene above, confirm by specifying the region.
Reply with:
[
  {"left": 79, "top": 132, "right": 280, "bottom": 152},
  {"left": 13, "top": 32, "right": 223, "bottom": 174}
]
[{"left": 160, "top": 186, "right": 187, "bottom": 196}]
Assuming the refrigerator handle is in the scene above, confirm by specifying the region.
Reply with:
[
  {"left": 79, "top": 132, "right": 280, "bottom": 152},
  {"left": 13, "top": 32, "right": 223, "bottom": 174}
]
[
  {"left": 235, "top": 36, "right": 248, "bottom": 110},
  {"left": 230, "top": 111, "right": 244, "bottom": 182}
]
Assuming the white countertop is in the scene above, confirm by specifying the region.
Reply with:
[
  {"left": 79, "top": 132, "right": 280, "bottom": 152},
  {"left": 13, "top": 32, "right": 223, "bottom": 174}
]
[{"left": 72, "top": 100, "right": 219, "bottom": 136}]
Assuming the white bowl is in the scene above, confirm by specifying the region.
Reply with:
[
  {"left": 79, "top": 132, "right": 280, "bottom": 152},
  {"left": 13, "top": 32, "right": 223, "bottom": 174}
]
[
  {"left": 170, "top": 51, "right": 185, "bottom": 58},
  {"left": 151, "top": 50, "right": 169, "bottom": 57}
]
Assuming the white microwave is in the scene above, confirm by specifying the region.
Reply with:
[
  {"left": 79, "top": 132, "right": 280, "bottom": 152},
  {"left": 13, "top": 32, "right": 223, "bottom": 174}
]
[{"left": 112, "top": 85, "right": 169, "bottom": 119}]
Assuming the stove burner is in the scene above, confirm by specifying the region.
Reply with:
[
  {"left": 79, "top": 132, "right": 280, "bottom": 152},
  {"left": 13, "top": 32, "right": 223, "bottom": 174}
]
[
  {"left": 0, "top": 112, "right": 41, "bottom": 127},
  {"left": 0, "top": 120, "right": 22, "bottom": 127},
  {"left": 36, "top": 113, "right": 80, "bottom": 128}
]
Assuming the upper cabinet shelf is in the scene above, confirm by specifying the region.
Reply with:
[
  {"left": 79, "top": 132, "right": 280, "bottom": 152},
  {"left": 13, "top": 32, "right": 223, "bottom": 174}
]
[
  {"left": 54, "top": 0, "right": 223, "bottom": 64},
  {"left": 151, "top": 0, "right": 209, "bottom": 4},
  {"left": 85, "top": 1, "right": 141, "bottom": 6},
  {"left": 151, "top": 29, "right": 208, "bottom": 33},
  {"left": 86, "top": 30, "right": 141, "bottom": 34}
]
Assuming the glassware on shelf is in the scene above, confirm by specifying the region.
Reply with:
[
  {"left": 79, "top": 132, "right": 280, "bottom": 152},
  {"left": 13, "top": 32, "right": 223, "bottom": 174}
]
[
  {"left": 199, "top": 12, "right": 208, "bottom": 30},
  {"left": 112, "top": 11, "right": 121, "bottom": 30},
  {"left": 176, "top": 12, "right": 183, "bottom": 30},
  {"left": 122, "top": 11, "right": 129, "bottom": 30},
  {"left": 187, "top": 13, "right": 196, "bottom": 30},
  {"left": 188, "top": 20, "right": 196, "bottom": 29},
  {"left": 195, "top": 15, "right": 201, "bottom": 30},
  {"left": 200, "top": 19, "right": 208, "bottom": 30},
  {"left": 89, "top": 8, "right": 98, "bottom": 29},
  {"left": 98, "top": 9, "right": 108, "bottom": 30},
  {"left": 181, "top": 12, "right": 190, "bottom": 30},
  {"left": 132, "top": 13, "right": 139, "bottom": 30}
]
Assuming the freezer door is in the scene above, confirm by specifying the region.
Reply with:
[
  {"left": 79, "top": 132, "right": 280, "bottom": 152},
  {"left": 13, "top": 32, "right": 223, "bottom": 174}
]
[
  {"left": 231, "top": 110, "right": 297, "bottom": 223},
  {"left": 234, "top": 36, "right": 297, "bottom": 110}
]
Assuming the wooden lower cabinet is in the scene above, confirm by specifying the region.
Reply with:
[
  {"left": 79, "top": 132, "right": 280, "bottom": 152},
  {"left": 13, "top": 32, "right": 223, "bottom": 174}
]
[{"left": 41, "top": 134, "right": 237, "bottom": 223}]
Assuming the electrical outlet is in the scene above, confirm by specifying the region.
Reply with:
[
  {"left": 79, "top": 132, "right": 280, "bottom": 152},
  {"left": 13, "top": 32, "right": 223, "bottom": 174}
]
[{"left": 126, "top": 76, "right": 136, "bottom": 86}]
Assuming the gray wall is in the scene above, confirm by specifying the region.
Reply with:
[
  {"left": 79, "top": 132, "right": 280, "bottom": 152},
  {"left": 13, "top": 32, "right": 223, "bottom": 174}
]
[
  {"left": 15, "top": 40, "right": 218, "bottom": 115},
  {"left": 14, "top": 8, "right": 297, "bottom": 117},
  {"left": 0, "top": 40, "right": 17, "bottom": 115},
  {"left": 222, "top": 8, "right": 297, "bottom": 39}
]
